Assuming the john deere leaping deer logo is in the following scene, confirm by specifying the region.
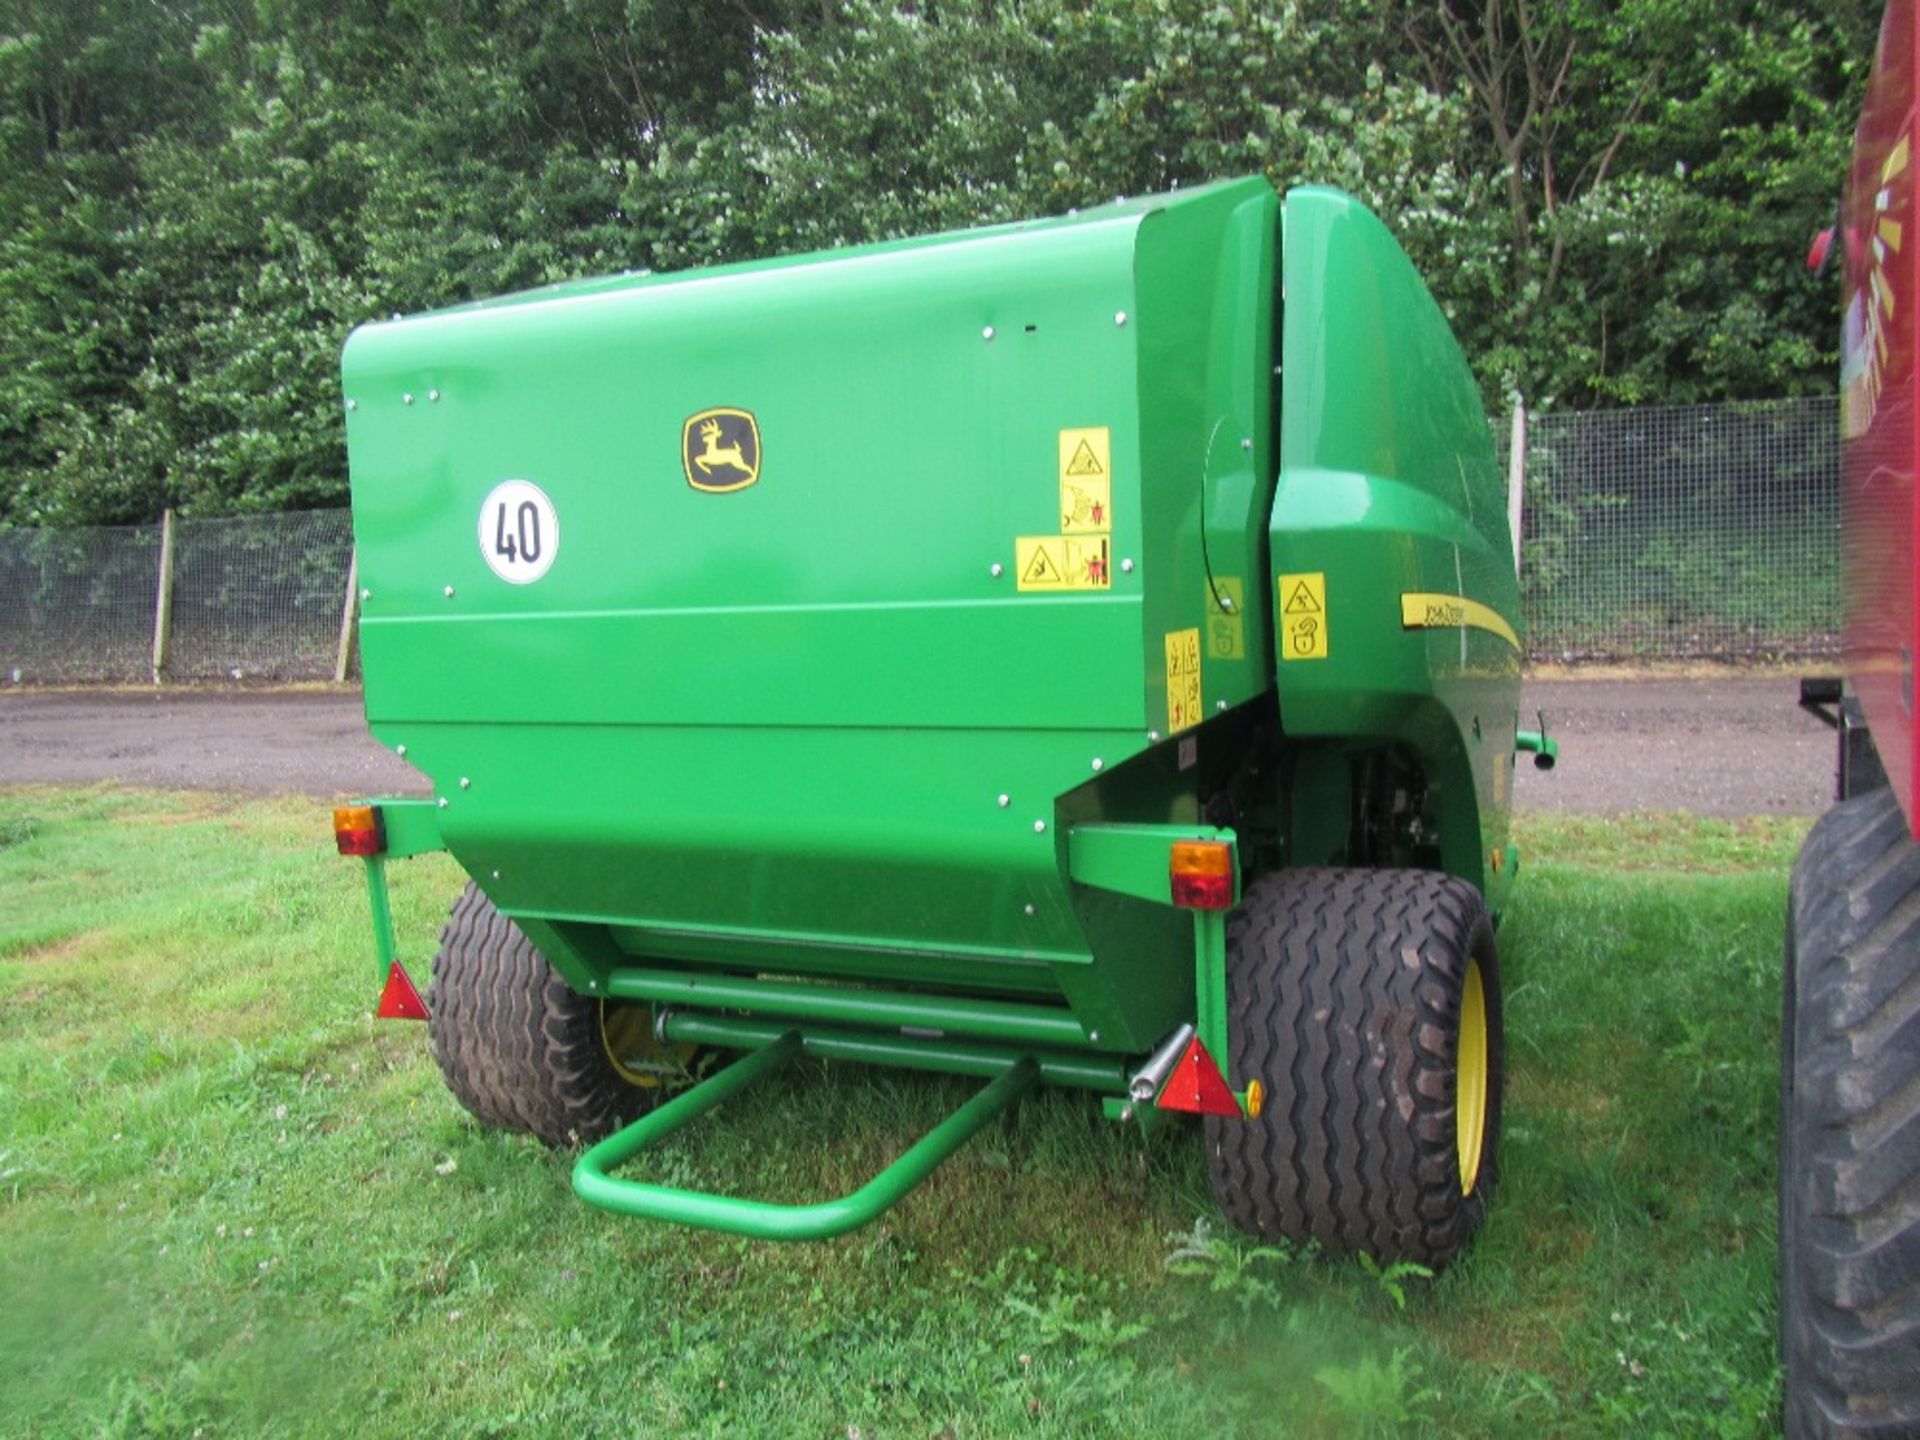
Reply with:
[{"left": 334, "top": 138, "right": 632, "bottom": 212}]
[{"left": 682, "top": 407, "right": 761, "bottom": 493}]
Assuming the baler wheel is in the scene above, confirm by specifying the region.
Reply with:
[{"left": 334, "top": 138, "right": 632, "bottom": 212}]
[
  {"left": 1205, "top": 868, "right": 1502, "bottom": 1268},
  {"left": 427, "top": 882, "right": 658, "bottom": 1147},
  {"left": 1782, "top": 787, "right": 1920, "bottom": 1437}
]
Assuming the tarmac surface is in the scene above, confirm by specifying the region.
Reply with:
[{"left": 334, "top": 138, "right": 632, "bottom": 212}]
[{"left": 0, "top": 678, "right": 1835, "bottom": 816}]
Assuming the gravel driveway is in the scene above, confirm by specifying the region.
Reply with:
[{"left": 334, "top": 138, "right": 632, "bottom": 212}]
[{"left": 0, "top": 677, "right": 1835, "bottom": 817}]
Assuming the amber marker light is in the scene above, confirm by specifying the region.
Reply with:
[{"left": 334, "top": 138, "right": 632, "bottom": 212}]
[
  {"left": 1169, "top": 839, "right": 1234, "bottom": 910},
  {"left": 332, "top": 804, "right": 386, "bottom": 857}
]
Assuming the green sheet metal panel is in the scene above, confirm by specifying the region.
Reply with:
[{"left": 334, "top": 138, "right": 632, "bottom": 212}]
[
  {"left": 1270, "top": 187, "right": 1521, "bottom": 904},
  {"left": 343, "top": 179, "right": 1280, "bottom": 1042}
]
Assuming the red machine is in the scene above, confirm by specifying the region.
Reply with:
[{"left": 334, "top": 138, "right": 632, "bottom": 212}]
[{"left": 1784, "top": 4, "right": 1920, "bottom": 1434}]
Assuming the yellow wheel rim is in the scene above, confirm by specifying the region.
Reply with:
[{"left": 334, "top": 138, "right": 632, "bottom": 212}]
[
  {"left": 1456, "top": 958, "right": 1489, "bottom": 1194},
  {"left": 599, "top": 1001, "right": 695, "bottom": 1088}
]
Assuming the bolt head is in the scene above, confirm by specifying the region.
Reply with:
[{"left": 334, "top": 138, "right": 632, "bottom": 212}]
[
  {"left": 1033, "top": 819, "right": 1047, "bottom": 834},
  {"left": 345, "top": 399, "right": 358, "bottom": 412},
  {"left": 396, "top": 744, "right": 406, "bottom": 756},
  {"left": 1216, "top": 700, "right": 1228, "bottom": 712},
  {"left": 459, "top": 777, "right": 471, "bottom": 790},
  {"left": 1114, "top": 311, "right": 1128, "bottom": 326},
  {"left": 359, "top": 588, "right": 370, "bottom": 601},
  {"left": 491, "top": 869, "right": 500, "bottom": 880},
  {"left": 1241, "top": 437, "right": 1253, "bottom": 451},
  {"left": 1023, "top": 903, "right": 1036, "bottom": 916},
  {"left": 437, "top": 796, "right": 448, "bottom": 809},
  {"left": 1091, "top": 758, "right": 1104, "bottom": 771},
  {"left": 998, "top": 794, "right": 1010, "bottom": 808},
  {"left": 982, "top": 325, "right": 996, "bottom": 341},
  {"left": 1089, "top": 1030, "right": 1101, "bottom": 1043},
  {"left": 403, "top": 393, "right": 415, "bottom": 406},
  {"left": 1220, "top": 597, "right": 1235, "bottom": 612},
  {"left": 1120, "top": 558, "right": 1135, "bottom": 573},
  {"left": 443, "top": 585, "right": 455, "bottom": 598},
  {"left": 990, "top": 563, "right": 1004, "bottom": 578},
  {"left": 1148, "top": 730, "right": 1161, "bottom": 743},
  {"left": 429, "top": 389, "right": 441, "bottom": 402}
]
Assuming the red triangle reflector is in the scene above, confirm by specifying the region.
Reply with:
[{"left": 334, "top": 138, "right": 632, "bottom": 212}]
[
  {"left": 1153, "top": 1035, "right": 1241, "bottom": 1117},
  {"left": 376, "top": 960, "right": 429, "bottom": 1021}
]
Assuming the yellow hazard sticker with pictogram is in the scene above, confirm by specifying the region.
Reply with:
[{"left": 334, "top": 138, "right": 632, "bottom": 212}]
[
  {"left": 1165, "top": 627, "right": 1202, "bottom": 732},
  {"left": 1206, "top": 577, "right": 1245, "bottom": 660},
  {"left": 1058, "top": 426, "right": 1111, "bottom": 534},
  {"left": 1016, "top": 534, "right": 1112, "bottom": 591},
  {"left": 1278, "top": 572, "right": 1327, "bottom": 660}
]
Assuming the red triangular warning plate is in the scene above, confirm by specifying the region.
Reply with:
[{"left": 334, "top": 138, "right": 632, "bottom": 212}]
[
  {"left": 1154, "top": 1036, "right": 1242, "bottom": 1116},
  {"left": 376, "top": 960, "right": 429, "bottom": 1021}
]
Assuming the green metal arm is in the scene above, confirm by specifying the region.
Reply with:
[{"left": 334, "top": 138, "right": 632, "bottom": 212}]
[{"left": 572, "top": 1033, "right": 1039, "bottom": 1240}]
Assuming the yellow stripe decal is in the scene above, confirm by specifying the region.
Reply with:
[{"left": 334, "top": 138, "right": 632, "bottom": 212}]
[{"left": 1400, "top": 592, "right": 1520, "bottom": 650}]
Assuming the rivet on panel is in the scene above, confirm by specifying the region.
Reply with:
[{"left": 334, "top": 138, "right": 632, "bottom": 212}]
[
  {"left": 1033, "top": 820, "right": 1047, "bottom": 834},
  {"left": 345, "top": 399, "right": 358, "bottom": 412},
  {"left": 1241, "top": 437, "right": 1253, "bottom": 451},
  {"left": 1148, "top": 730, "right": 1161, "bottom": 743},
  {"left": 1091, "top": 758, "right": 1104, "bottom": 771},
  {"left": 1089, "top": 1031, "right": 1101, "bottom": 1044},
  {"left": 437, "top": 797, "right": 448, "bottom": 809},
  {"left": 1023, "top": 903, "right": 1036, "bottom": 916},
  {"left": 403, "top": 393, "right": 415, "bottom": 406},
  {"left": 459, "top": 777, "right": 471, "bottom": 790},
  {"left": 360, "top": 588, "right": 370, "bottom": 601},
  {"left": 1216, "top": 700, "right": 1228, "bottom": 712},
  {"left": 491, "top": 869, "right": 501, "bottom": 880},
  {"left": 982, "top": 325, "right": 996, "bottom": 341},
  {"left": 396, "top": 744, "right": 407, "bottom": 757},
  {"left": 1220, "top": 597, "right": 1235, "bottom": 612},
  {"left": 443, "top": 585, "right": 455, "bottom": 598},
  {"left": 997, "top": 794, "right": 1010, "bottom": 808},
  {"left": 990, "top": 563, "right": 1004, "bottom": 578},
  {"left": 1114, "top": 311, "right": 1128, "bottom": 327},
  {"left": 429, "top": 389, "right": 441, "bottom": 403},
  {"left": 1120, "top": 558, "right": 1135, "bottom": 573}
]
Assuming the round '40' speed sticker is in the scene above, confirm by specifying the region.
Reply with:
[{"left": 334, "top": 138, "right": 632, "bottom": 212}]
[{"left": 478, "top": 479, "right": 559, "bottom": 584}]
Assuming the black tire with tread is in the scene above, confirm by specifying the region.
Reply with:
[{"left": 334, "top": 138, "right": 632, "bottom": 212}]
[
  {"left": 1783, "top": 786, "right": 1920, "bottom": 1437},
  {"left": 1205, "top": 867, "right": 1502, "bottom": 1268},
  {"left": 427, "top": 882, "right": 654, "bottom": 1147}
]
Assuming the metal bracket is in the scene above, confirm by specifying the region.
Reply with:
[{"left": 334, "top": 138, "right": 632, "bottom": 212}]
[{"left": 572, "top": 1034, "right": 1039, "bottom": 1240}]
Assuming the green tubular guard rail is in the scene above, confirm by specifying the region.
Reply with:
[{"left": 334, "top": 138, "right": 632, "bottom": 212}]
[{"left": 572, "top": 1032, "right": 1040, "bottom": 1240}]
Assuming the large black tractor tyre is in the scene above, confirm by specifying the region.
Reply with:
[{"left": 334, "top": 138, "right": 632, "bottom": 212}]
[
  {"left": 1206, "top": 868, "right": 1502, "bottom": 1269},
  {"left": 426, "top": 882, "right": 659, "bottom": 1147},
  {"left": 1782, "top": 786, "right": 1920, "bottom": 1437}
]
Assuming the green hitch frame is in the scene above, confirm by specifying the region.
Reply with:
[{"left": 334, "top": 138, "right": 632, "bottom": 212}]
[{"left": 572, "top": 1032, "right": 1039, "bottom": 1240}]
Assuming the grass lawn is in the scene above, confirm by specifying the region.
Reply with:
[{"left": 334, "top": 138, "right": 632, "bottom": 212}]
[{"left": 0, "top": 787, "right": 1805, "bottom": 1437}]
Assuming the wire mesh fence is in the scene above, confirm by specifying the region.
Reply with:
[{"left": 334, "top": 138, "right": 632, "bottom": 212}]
[
  {"left": 0, "top": 509, "right": 356, "bottom": 685},
  {"left": 0, "top": 397, "right": 1846, "bottom": 684},
  {"left": 1507, "top": 395, "right": 1841, "bottom": 663}
]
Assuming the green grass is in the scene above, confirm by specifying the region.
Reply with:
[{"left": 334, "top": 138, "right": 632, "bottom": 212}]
[{"left": 0, "top": 786, "right": 1802, "bottom": 1437}]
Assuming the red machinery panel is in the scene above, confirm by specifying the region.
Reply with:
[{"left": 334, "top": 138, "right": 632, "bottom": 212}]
[{"left": 1843, "top": 0, "right": 1920, "bottom": 834}]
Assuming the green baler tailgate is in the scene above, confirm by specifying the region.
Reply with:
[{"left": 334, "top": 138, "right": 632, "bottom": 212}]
[{"left": 343, "top": 179, "right": 1278, "bottom": 1003}]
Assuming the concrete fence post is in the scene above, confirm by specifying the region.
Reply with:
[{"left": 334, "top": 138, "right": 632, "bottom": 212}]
[
  {"left": 1506, "top": 403, "right": 1526, "bottom": 576},
  {"left": 151, "top": 508, "right": 175, "bottom": 685}
]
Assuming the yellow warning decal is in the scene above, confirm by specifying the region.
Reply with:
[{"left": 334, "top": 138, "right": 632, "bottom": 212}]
[
  {"left": 1016, "top": 535, "right": 1111, "bottom": 591},
  {"left": 1165, "top": 628, "right": 1202, "bottom": 733},
  {"left": 1278, "top": 572, "right": 1328, "bottom": 660},
  {"left": 1059, "top": 426, "right": 1112, "bottom": 534},
  {"left": 1399, "top": 592, "right": 1520, "bottom": 650},
  {"left": 1206, "top": 577, "right": 1245, "bottom": 660}
]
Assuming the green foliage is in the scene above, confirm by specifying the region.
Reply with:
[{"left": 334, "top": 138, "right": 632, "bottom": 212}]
[{"left": 0, "top": 1, "right": 1882, "bottom": 524}]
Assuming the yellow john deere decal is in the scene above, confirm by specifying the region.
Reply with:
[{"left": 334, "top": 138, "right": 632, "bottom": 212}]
[
  {"left": 1400, "top": 592, "right": 1520, "bottom": 650},
  {"left": 683, "top": 408, "right": 761, "bottom": 492}
]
